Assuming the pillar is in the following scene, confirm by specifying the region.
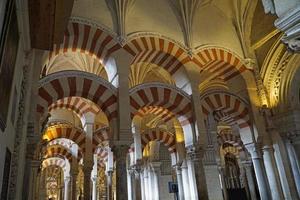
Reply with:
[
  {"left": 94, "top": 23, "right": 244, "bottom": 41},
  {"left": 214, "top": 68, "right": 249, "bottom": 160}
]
[
  {"left": 245, "top": 143, "right": 271, "bottom": 200},
  {"left": 106, "top": 171, "right": 113, "bottom": 200},
  {"left": 243, "top": 161, "right": 257, "bottom": 200},
  {"left": 113, "top": 145, "right": 129, "bottom": 200},
  {"left": 133, "top": 165, "right": 142, "bottom": 200},
  {"left": 70, "top": 167, "right": 78, "bottom": 200},
  {"left": 181, "top": 160, "right": 191, "bottom": 200},
  {"left": 286, "top": 139, "right": 300, "bottom": 197},
  {"left": 91, "top": 176, "right": 97, "bottom": 200},
  {"left": 82, "top": 112, "right": 95, "bottom": 200},
  {"left": 151, "top": 162, "right": 161, "bottom": 200},
  {"left": 127, "top": 169, "right": 134, "bottom": 200},
  {"left": 186, "top": 145, "right": 208, "bottom": 200},
  {"left": 262, "top": 145, "right": 284, "bottom": 200},
  {"left": 83, "top": 163, "right": 93, "bottom": 200},
  {"left": 140, "top": 171, "right": 145, "bottom": 200},
  {"left": 143, "top": 168, "right": 149, "bottom": 200},
  {"left": 64, "top": 176, "right": 71, "bottom": 200},
  {"left": 175, "top": 165, "right": 185, "bottom": 200},
  {"left": 272, "top": 131, "right": 299, "bottom": 199}
]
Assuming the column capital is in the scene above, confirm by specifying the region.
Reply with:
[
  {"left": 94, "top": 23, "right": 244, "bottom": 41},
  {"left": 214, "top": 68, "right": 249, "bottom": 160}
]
[
  {"left": 262, "top": 145, "right": 274, "bottom": 153},
  {"left": 245, "top": 143, "right": 262, "bottom": 159},
  {"left": 186, "top": 144, "right": 205, "bottom": 161}
]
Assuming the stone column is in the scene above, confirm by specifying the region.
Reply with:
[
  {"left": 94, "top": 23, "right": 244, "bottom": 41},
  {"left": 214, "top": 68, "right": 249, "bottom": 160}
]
[
  {"left": 106, "top": 171, "right": 113, "bottom": 200},
  {"left": 82, "top": 112, "right": 95, "bottom": 200},
  {"left": 140, "top": 172, "right": 145, "bottom": 200},
  {"left": 132, "top": 164, "right": 142, "bottom": 200},
  {"left": 64, "top": 176, "right": 71, "bottom": 200},
  {"left": 151, "top": 162, "right": 161, "bottom": 200},
  {"left": 186, "top": 145, "right": 208, "bottom": 200},
  {"left": 218, "top": 167, "right": 229, "bottom": 200},
  {"left": 147, "top": 166, "right": 153, "bottom": 200},
  {"left": 83, "top": 163, "right": 93, "bottom": 200},
  {"left": 286, "top": 139, "right": 300, "bottom": 196},
  {"left": 91, "top": 176, "right": 97, "bottom": 200},
  {"left": 143, "top": 169, "right": 149, "bottom": 200},
  {"left": 245, "top": 143, "right": 271, "bottom": 200},
  {"left": 262, "top": 145, "right": 284, "bottom": 199},
  {"left": 70, "top": 168, "right": 78, "bottom": 200},
  {"left": 127, "top": 169, "right": 134, "bottom": 200},
  {"left": 243, "top": 162, "right": 257, "bottom": 200},
  {"left": 113, "top": 145, "right": 129, "bottom": 200},
  {"left": 175, "top": 165, "right": 185, "bottom": 200},
  {"left": 181, "top": 160, "right": 191, "bottom": 200}
]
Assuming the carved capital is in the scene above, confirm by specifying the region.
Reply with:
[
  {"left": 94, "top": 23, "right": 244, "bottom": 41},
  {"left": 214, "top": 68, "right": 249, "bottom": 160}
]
[
  {"left": 245, "top": 143, "right": 262, "bottom": 159},
  {"left": 186, "top": 144, "right": 205, "bottom": 161}
]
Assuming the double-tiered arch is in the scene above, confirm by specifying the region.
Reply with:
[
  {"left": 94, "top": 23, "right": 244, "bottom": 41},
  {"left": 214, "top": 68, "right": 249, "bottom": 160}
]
[{"left": 37, "top": 70, "right": 118, "bottom": 121}]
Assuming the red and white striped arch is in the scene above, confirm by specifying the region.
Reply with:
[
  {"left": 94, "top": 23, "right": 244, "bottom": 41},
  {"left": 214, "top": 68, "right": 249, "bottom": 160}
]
[
  {"left": 141, "top": 129, "right": 176, "bottom": 153},
  {"left": 192, "top": 48, "right": 248, "bottom": 82},
  {"left": 49, "top": 97, "right": 100, "bottom": 117},
  {"left": 42, "top": 157, "right": 66, "bottom": 171},
  {"left": 200, "top": 91, "right": 251, "bottom": 129},
  {"left": 47, "top": 139, "right": 83, "bottom": 160},
  {"left": 129, "top": 83, "right": 193, "bottom": 126},
  {"left": 44, "top": 144, "right": 76, "bottom": 162},
  {"left": 43, "top": 21, "right": 121, "bottom": 75},
  {"left": 44, "top": 124, "right": 108, "bottom": 153},
  {"left": 37, "top": 70, "right": 118, "bottom": 121},
  {"left": 137, "top": 106, "right": 176, "bottom": 123},
  {"left": 124, "top": 36, "right": 191, "bottom": 93},
  {"left": 217, "top": 134, "right": 243, "bottom": 151},
  {"left": 44, "top": 125, "right": 86, "bottom": 151}
]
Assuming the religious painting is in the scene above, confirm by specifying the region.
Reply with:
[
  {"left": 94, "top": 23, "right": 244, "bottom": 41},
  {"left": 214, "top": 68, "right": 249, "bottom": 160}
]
[
  {"left": 0, "top": 0, "right": 20, "bottom": 131},
  {"left": 0, "top": 148, "right": 12, "bottom": 200}
]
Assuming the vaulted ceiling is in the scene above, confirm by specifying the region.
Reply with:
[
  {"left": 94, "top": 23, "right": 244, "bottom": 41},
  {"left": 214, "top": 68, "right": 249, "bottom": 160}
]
[{"left": 71, "top": 0, "right": 251, "bottom": 56}]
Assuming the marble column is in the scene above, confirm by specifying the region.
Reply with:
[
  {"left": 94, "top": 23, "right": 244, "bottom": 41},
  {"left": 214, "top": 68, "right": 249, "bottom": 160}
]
[
  {"left": 286, "top": 139, "right": 300, "bottom": 197},
  {"left": 175, "top": 165, "right": 185, "bottom": 200},
  {"left": 127, "top": 169, "right": 134, "bottom": 200},
  {"left": 113, "top": 145, "right": 129, "bottom": 200},
  {"left": 147, "top": 166, "right": 153, "bottom": 200},
  {"left": 143, "top": 169, "right": 149, "bottom": 200},
  {"left": 82, "top": 112, "right": 95, "bottom": 200},
  {"left": 262, "top": 145, "right": 284, "bottom": 200},
  {"left": 91, "top": 176, "right": 97, "bottom": 200},
  {"left": 243, "top": 162, "right": 257, "bottom": 200},
  {"left": 64, "top": 176, "right": 71, "bottom": 200},
  {"left": 246, "top": 143, "right": 271, "bottom": 200},
  {"left": 133, "top": 166, "right": 142, "bottom": 200},
  {"left": 186, "top": 145, "right": 208, "bottom": 200},
  {"left": 181, "top": 161, "right": 191, "bottom": 200},
  {"left": 106, "top": 171, "right": 113, "bottom": 200},
  {"left": 140, "top": 172, "right": 145, "bottom": 200},
  {"left": 151, "top": 162, "right": 161, "bottom": 200}
]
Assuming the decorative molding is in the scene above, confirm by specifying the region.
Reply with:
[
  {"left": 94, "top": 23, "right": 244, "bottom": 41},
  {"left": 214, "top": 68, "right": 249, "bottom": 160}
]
[
  {"left": 275, "top": 6, "right": 300, "bottom": 53},
  {"left": 8, "top": 64, "right": 30, "bottom": 199}
]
